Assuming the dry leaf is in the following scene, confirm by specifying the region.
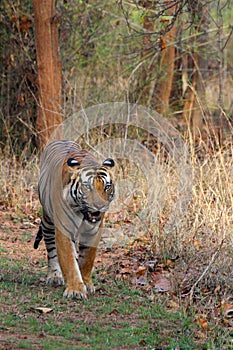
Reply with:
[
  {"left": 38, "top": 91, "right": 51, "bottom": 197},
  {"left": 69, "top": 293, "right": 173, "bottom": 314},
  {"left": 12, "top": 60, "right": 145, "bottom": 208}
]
[
  {"left": 153, "top": 275, "right": 172, "bottom": 292},
  {"left": 136, "top": 266, "right": 147, "bottom": 277},
  {"left": 214, "top": 285, "right": 221, "bottom": 295},
  {"left": 109, "top": 308, "right": 119, "bottom": 315},
  {"left": 144, "top": 260, "right": 158, "bottom": 267},
  {"left": 166, "top": 299, "right": 180, "bottom": 312},
  {"left": 139, "top": 339, "right": 147, "bottom": 346},
  {"left": 193, "top": 238, "right": 201, "bottom": 250},
  {"left": 195, "top": 316, "right": 208, "bottom": 329},
  {"left": 120, "top": 267, "right": 131, "bottom": 275},
  {"left": 132, "top": 236, "right": 150, "bottom": 245},
  {"left": 35, "top": 307, "right": 53, "bottom": 314},
  {"left": 166, "top": 259, "right": 175, "bottom": 268},
  {"left": 136, "top": 275, "right": 147, "bottom": 286}
]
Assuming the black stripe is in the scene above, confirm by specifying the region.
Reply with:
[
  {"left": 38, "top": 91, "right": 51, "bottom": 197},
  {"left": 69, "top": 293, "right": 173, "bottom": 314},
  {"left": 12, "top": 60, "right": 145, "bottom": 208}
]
[
  {"left": 42, "top": 229, "right": 54, "bottom": 235},
  {"left": 48, "top": 254, "right": 57, "bottom": 260},
  {"left": 79, "top": 244, "right": 89, "bottom": 250},
  {"left": 47, "top": 247, "right": 56, "bottom": 253},
  {"left": 34, "top": 225, "right": 43, "bottom": 249},
  {"left": 44, "top": 237, "right": 55, "bottom": 243},
  {"left": 41, "top": 224, "right": 54, "bottom": 231},
  {"left": 42, "top": 220, "right": 54, "bottom": 227},
  {"left": 72, "top": 180, "right": 79, "bottom": 199},
  {"left": 42, "top": 218, "right": 54, "bottom": 227},
  {"left": 70, "top": 178, "right": 76, "bottom": 190},
  {"left": 97, "top": 171, "right": 108, "bottom": 177}
]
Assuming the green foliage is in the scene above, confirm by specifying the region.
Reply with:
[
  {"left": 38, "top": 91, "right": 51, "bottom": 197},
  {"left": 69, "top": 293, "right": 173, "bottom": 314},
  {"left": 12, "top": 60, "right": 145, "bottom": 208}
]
[
  {"left": 0, "top": 0, "right": 232, "bottom": 155},
  {"left": 0, "top": 0, "right": 37, "bottom": 155},
  {"left": 131, "top": 9, "right": 144, "bottom": 24}
]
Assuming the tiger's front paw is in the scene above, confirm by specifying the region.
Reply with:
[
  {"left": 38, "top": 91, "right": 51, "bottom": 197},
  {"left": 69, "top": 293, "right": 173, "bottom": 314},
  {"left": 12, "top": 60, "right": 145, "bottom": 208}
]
[
  {"left": 63, "top": 282, "right": 87, "bottom": 300},
  {"left": 86, "top": 283, "right": 95, "bottom": 294},
  {"left": 83, "top": 279, "right": 95, "bottom": 294},
  {"left": 47, "top": 270, "right": 64, "bottom": 286}
]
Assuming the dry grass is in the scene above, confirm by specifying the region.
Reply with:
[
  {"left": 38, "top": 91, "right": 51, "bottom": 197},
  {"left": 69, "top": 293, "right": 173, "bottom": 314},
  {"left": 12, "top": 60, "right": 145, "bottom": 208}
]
[
  {"left": 0, "top": 153, "right": 39, "bottom": 215},
  {"left": 177, "top": 140, "right": 233, "bottom": 297},
  {"left": 0, "top": 129, "right": 232, "bottom": 299}
]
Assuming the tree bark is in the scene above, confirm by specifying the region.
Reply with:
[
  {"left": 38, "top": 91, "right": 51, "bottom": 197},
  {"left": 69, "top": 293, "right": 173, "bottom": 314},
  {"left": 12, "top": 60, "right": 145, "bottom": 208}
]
[
  {"left": 153, "top": 1, "right": 177, "bottom": 114},
  {"left": 139, "top": 1, "right": 156, "bottom": 106},
  {"left": 182, "top": 0, "right": 209, "bottom": 137},
  {"left": 33, "top": 0, "right": 62, "bottom": 150}
]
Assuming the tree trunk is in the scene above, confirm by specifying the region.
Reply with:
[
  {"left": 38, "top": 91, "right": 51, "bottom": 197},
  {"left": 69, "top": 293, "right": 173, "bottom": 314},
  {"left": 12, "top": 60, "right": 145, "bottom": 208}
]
[
  {"left": 182, "top": 52, "right": 206, "bottom": 138},
  {"left": 153, "top": 1, "right": 177, "bottom": 114},
  {"left": 182, "top": 0, "right": 209, "bottom": 137},
  {"left": 139, "top": 1, "right": 156, "bottom": 106},
  {"left": 33, "top": 0, "right": 62, "bottom": 150}
]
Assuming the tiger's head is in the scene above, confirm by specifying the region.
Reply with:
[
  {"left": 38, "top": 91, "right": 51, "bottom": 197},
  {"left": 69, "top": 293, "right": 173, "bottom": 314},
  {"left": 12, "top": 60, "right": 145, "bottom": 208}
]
[{"left": 62, "top": 154, "right": 115, "bottom": 223}]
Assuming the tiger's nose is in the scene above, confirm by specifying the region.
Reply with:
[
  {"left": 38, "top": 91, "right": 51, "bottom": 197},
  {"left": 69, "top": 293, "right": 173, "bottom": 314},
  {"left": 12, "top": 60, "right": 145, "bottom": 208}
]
[
  {"left": 93, "top": 201, "right": 107, "bottom": 212},
  {"left": 94, "top": 205, "right": 105, "bottom": 211}
]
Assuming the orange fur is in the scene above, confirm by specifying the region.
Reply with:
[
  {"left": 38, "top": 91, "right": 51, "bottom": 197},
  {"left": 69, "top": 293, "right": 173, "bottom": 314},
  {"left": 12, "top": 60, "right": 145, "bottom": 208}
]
[
  {"left": 36, "top": 141, "right": 114, "bottom": 300},
  {"left": 79, "top": 246, "right": 98, "bottom": 292},
  {"left": 55, "top": 228, "right": 87, "bottom": 299}
]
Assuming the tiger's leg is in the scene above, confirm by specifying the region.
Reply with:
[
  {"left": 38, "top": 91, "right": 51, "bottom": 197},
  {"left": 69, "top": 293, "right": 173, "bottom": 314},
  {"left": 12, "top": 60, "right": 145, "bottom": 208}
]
[
  {"left": 55, "top": 228, "right": 87, "bottom": 299},
  {"left": 78, "top": 244, "right": 97, "bottom": 293},
  {"left": 41, "top": 217, "right": 64, "bottom": 285}
]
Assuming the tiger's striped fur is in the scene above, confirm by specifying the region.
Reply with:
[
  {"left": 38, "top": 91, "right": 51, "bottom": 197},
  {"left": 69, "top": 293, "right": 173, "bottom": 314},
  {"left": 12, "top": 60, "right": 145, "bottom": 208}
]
[{"left": 34, "top": 140, "right": 115, "bottom": 299}]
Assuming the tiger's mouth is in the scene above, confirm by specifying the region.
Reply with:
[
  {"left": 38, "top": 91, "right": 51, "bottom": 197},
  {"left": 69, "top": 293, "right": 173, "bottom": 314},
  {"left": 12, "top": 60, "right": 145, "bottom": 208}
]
[{"left": 81, "top": 210, "right": 102, "bottom": 223}]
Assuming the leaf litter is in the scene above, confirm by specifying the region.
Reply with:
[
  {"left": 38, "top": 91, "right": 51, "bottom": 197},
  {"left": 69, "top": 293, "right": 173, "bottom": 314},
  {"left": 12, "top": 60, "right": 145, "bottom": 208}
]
[{"left": 0, "top": 205, "right": 233, "bottom": 349}]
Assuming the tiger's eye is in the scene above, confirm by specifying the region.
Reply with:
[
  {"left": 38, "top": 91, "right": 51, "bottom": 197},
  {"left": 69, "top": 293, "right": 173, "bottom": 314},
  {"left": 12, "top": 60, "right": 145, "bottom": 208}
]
[{"left": 104, "top": 184, "right": 112, "bottom": 192}]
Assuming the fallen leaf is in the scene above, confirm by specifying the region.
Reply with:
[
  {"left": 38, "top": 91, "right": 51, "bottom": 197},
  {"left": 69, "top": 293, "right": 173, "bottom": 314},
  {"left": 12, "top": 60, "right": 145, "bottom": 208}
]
[
  {"left": 134, "top": 236, "right": 150, "bottom": 244},
  {"left": 109, "top": 308, "right": 119, "bottom": 315},
  {"left": 136, "top": 265, "right": 147, "bottom": 277},
  {"left": 34, "top": 307, "right": 53, "bottom": 314},
  {"left": 166, "top": 299, "right": 180, "bottom": 312},
  {"left": 120, "top": 267, "right": 131, "bottom": 275},
  {"left": 136, "top": 275, "right": 147, "bottom": 286},
  {"left": 193, "top": 238, "right": 201, "bottom": 250},
  {"left": 214, "top": 285, "right": 221, "bottom": 295},
  {"left": 153, "top": 275, "right": 172, "bottom": 292},
  {"left": 195, "top": 316, "right": 208, "bottom": 329},
  {"left": 166, "top": 259, "right": 174, "bottom": 268},
  {"left": 139, "top": 339, "right": 147, "bottom": 346},
  {"left": 143, "top": 260, "right": 158, "bottom": 267}
]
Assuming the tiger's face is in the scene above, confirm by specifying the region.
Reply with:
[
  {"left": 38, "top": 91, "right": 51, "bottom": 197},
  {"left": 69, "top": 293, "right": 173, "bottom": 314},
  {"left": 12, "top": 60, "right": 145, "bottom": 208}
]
[{"left": 63, "top": 157, "right": 115, "bottom": 223}]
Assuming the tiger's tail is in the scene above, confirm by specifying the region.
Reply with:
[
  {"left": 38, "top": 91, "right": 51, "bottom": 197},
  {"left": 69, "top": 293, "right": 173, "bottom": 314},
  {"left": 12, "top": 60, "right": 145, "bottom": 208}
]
[{"left": 34, "top": 223, "right": 43, "bottom": 249}]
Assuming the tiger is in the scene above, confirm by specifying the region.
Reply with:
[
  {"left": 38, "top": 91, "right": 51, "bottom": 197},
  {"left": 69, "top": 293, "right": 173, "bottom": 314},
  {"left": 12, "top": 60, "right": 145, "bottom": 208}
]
[{"left": 34, "top": 140, "right": 115, "bottom": 299}]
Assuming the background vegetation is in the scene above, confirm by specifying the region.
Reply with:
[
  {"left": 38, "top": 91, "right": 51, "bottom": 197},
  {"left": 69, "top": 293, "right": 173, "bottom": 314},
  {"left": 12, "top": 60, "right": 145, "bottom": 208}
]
[{"left": 0, "top": 0, "right": 232, "bottom": 153}]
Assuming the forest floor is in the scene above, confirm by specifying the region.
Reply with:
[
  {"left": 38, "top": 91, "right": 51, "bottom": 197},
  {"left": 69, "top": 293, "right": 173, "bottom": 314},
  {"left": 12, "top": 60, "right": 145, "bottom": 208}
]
[{"left": 0, "top": 204, "right": 233, "bottom": 350}]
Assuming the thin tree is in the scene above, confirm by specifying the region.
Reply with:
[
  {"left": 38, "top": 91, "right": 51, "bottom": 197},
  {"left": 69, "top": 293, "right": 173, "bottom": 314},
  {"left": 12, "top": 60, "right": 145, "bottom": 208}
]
[
  {"left": 153, "top": 0, "right": 178, "bottom": 113},
  {"left": 120, "top": 1, "right": 181, "bottom": 113},
  {"left": 33, "top": 0, "right": 62, "bottom": 150},
  {"left": 182, "top": 0, "right": 209, "bottom": 137}
]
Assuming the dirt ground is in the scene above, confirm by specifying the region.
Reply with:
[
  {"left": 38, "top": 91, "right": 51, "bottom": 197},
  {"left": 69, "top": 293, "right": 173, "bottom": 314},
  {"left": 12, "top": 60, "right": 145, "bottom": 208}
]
[{"left": 0, "top": 205, "right": 233, "bottom": 349}]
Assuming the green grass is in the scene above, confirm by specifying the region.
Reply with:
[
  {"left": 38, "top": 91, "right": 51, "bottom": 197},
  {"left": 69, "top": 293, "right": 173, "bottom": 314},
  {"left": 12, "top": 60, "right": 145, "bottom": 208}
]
[{"left": 0, "top": 257, "right": 232, "bottom": 350}]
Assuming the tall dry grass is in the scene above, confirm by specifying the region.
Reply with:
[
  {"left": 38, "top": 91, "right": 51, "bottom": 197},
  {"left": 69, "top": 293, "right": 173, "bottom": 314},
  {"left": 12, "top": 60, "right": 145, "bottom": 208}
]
[
  {"left": 0, "top": 153, "right": 39, "bottom": 216},
  {"left": 99, "top": 124, "right": 233, "bottom": 295},
  {"left": 0, "top": 126, "right": 232, "bottom": 296},
  {"left": 177, "top": 139, "right": 233, "bottom": 295}
]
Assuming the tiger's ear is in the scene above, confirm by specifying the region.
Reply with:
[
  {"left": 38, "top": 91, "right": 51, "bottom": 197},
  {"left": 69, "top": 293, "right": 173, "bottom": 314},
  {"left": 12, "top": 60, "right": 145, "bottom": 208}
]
[
  {"left": 63, "top": 158, "right": 80, "bottom": 185},
  {"left": 102, "top": 158, "right": 115, "bottom": 168},
  {"left": 67, "top": 158, "right": 80, "bottom": 168}
]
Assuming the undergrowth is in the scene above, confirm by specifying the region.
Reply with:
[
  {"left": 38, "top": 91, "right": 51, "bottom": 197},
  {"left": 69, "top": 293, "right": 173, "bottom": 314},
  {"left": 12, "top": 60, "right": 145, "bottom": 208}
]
[
  {"left": 0, "top": 129, "right": 233, "bottom": 349},
  {"left": 0, "top": 132, "right": 233, "bottom": 294},
  {"left": 0, "top": 256, "right": 232, "bottom": 350}
]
